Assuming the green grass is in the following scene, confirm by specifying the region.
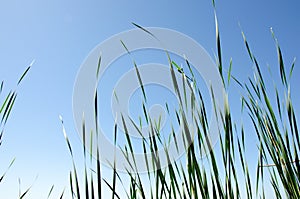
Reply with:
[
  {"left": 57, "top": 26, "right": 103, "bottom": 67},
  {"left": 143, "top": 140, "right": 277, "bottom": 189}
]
[
  {"left": 0, "top": 61, "right": 35, "bottom": 199},
  {"left": 1, "top": 1, "right": 299, "bottom": 199},
  {"left": 61, "top": 5, "right": 299, "bottom": 199}
]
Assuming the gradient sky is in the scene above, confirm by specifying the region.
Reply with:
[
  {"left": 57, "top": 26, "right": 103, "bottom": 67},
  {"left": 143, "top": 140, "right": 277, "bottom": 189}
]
[{"left": 0, "top": 0, "right": 299, "bottom": 198}]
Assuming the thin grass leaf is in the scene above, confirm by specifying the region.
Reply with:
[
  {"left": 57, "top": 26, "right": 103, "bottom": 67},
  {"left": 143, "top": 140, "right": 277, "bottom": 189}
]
[
  {"left": 96, "top": 54, "right": 102, "bottom": 79},
  {"left": 59, "top": 116, "right": 81, "bottom": 199},
  {"left": 17, "top": 60, "right": 34, "bottom": 85},
  {"left": 271, "top": 28, "right": 287, "bottom": 87},
  {"left": 172, "top": 61, "right": 184, "bottom": 74},
  {"left": 215, "top": 12, "right": 224, "bottom": 85},
  {"left": 59, "top": 115, "right": 73, "bottom": 157},
  {"left": 19, "top": 175, "right": 37, "bottom": 199},
  {"left": 3, "top": 92, "right": 17, "bottom": 125},
  {"left": 112, "top": 120, "right": 117, "bottom": 199},
  {"left": 69, "top": 172, "right": 75, "bottom": 199},
  {"left": 0, "top": 158, "right": 15, "bottom": 183},
  {"left": 120, "top": 40, "right": 147, "bottom": 102},
  {"left": 0, "top": 81, "right": 3, "bottom": 94},
  {"left": 82, "top": 115, "right": 90, "bottom": 199},
  {"left": 132, "top": 22, "right": 157, "bottom": 39},
  {"left": 241, "top": 31, "right": 253, "bottom": 61},
  {"left": 103, "top": 179, "right": 121, "bottom": 199},
  {"left": 96, "top": 145, "right": 101, "bottom": 199},
  {"left": 59, "top": 188, "right": 65, "bottom": 199},
  {"left": 289, "top": 58, "right": 296, "bottom": 80},
  {"left": 0, "top": 91, "right": 12, "bottom": 117},
  {"left": 212, "top": 0, "right": 215, "bottom": 8},
  {"left": 94, "top": 90, "right": 102, "bottom": 199},
  {"left": 227, "top": 58, "right": 232, "bottom": 87},
  {"left": 47, "top": 185, "right": 54, "bottom": 199}
]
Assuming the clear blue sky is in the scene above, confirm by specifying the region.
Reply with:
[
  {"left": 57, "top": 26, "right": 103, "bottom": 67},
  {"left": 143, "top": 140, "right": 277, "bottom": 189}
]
[{"left": 0, "top": 0, "right": 299, "bottom": 198}]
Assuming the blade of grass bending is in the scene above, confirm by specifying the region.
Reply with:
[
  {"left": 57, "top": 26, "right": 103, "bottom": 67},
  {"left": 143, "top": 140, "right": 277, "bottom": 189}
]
[
  {"left": 271, "top": 28, "right": 287, "bottom": 87},
  {"left": 289, "top": 58, "right": 296, "bottom": 80},
  {"left": 131, "top": 23, "right": 185, "bottom": 107},
  {"left": 120, "top": 40, "right": 147, "bottom": 103},
  {"left": 214, "top": 12, "right": 224, "bottom": 85},
  {"left": 132, "top": 22, "right": 157, "bottom": 39}
]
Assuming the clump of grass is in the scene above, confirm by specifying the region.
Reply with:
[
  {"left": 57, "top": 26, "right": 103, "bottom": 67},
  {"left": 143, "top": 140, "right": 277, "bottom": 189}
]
[
  {"left": 61, "top": 3, "right": 299, "bottom": 199},
  {"left": 0, "top": 61, "right": 34, "bottom": 198}
]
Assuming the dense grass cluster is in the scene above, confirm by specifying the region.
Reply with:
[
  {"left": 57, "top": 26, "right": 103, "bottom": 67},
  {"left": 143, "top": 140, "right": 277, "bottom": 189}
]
[
  {"left": 61, "top": 9, "right": 299, "bottom": 199},
  {"left": 1, "top": 2, "right": 299, "bottom": 199}
]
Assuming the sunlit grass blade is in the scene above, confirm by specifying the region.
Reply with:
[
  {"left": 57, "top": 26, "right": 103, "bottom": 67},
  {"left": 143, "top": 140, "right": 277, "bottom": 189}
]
[
  {"left": 241, "top": 31, "right": 253, "bottom": 61},
  {"left": 289, "top": 58, "right": 296, "bottom": 80},
  {"left": 271, "top": 28, "right": 287, "bottom": 87},
  {"left": 227, "top": 58, "right": 232, "bottom": 87},
  {"left": 214, "top": 12, "right": 224, "bottom": 85}
]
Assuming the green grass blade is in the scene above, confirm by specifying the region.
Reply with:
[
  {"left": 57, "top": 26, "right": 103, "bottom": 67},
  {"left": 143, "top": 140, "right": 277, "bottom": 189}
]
[
  {"left": 47, "top": 185, "right": 54, "bottom": 199},
  {"left": 17, "top": 60, "right": 34, "bottom": 85}
]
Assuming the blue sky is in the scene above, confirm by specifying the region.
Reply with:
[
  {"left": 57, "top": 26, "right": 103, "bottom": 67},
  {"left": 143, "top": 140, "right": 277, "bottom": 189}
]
[{"left": 0, "top": 0, "right": 299, "bottom": 198}]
